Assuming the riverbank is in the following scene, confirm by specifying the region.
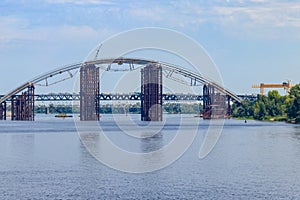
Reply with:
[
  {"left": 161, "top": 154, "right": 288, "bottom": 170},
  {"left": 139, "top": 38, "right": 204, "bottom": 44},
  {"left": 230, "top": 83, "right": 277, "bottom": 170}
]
[{"left": 234, "top": 116, "right": 300, "bottom": 124}]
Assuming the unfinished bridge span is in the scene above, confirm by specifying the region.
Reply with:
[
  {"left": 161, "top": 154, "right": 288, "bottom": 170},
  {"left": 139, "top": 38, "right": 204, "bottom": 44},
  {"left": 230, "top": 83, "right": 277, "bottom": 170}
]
[{"left": 0, "top": 58, "right": 241, "bottom": 121}]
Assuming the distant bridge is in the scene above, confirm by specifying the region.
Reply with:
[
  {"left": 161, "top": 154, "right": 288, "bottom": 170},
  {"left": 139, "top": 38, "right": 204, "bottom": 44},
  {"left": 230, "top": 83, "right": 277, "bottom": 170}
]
[{"left": 0, "top": 93, "right": 257, "bottom": 102}]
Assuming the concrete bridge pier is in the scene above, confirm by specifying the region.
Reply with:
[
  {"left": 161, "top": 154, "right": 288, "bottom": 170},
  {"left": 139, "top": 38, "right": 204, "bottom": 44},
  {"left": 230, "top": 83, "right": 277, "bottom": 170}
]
[
  {"left": 141, "top": 63, "right": 163, "bottom": 121},
  {"left": 80, "top": 64, "right": 100, "bottom": 121},
  {"left": 11, "top": 84, "right": 35, "bottom": 121},
  {"left": 203, "top": 84, "right": 229, "bottom": 119}
]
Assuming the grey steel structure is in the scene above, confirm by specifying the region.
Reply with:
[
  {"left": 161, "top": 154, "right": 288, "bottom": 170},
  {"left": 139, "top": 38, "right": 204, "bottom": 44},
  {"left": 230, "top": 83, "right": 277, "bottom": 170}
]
[{"left": 0, "top": 93, "right": 256, "bottom": 102}]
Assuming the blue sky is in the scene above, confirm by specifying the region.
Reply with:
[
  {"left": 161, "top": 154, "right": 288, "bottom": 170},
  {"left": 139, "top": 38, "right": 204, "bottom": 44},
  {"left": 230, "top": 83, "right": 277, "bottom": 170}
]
[{"left": 0, "top": 0, "right": 300, "bottom": 95}]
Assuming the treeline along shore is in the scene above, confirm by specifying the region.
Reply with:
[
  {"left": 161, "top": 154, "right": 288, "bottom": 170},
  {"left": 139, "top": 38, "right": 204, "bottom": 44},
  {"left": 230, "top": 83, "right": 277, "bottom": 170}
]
[
  {"left": 232, "top": 84, "right": 300, "bottom": 124},
  {"left": 33, "top": 102, "right": 203, "bottom": 115}
]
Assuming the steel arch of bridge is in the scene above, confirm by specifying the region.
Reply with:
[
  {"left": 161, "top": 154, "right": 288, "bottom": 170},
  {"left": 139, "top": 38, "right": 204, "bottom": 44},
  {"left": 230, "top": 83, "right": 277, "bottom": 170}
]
[{"left": 0, "top": 58, "right": 242, "bottom": 104}]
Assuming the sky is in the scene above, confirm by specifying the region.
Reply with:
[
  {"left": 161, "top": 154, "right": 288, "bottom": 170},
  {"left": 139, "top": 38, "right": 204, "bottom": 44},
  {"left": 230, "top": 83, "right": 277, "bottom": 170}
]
[{"left": 0, "top": 0, "right": 300, "bottom": 95}]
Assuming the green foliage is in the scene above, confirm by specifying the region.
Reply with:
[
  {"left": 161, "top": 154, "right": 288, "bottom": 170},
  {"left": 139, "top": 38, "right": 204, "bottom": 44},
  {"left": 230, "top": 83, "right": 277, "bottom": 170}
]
[
  {"left": 286, "top": 84, "right": 300, "bottom": 123},
  {"left": 296, "top": 116, "right": 300, "bottom": 124},
  {"left": 164, "top": 103, "right": 181, "bottom": 114},
  {"left": 254, "top": 101, "right": 267, "bottom": 120},
  {"left": 232, "top": 100, "right": 254, "bottom": 118},
  {"left": 35, "top": 104, "right": 77, "bottom": 114},
  {"left": 233, "top": 85, "right": 300, "bottom": 123},
  {"left": 35, "top": 102, "right": 202, "bottom": 115},
  {"left": 164, "top": 103, "right": 202, "bottom": 114}
]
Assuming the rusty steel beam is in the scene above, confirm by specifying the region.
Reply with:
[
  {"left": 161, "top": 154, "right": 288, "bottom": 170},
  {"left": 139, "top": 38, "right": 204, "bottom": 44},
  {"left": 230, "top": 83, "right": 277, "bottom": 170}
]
[
  {"left": 0, "top": 82, "right": 31, "bottom": 104},
  {"left": 203, "top": 84, "right": 212, "bottom": 119},
  {"left": 141, "top": 63, "right": 163, "bottom": 121},
  {"left": 11, "top": 84, "right": 35, "bottom": 121},
  {"left": 0, "top": 102, "right": 6, "bottom": 120},
  {"left": 227, "top": 96, "right": 231, "bottom": 118},
  {"left": 80, "top": 64, "right": 100, "bottom": 121},
  {"left": 203, "top": 84, "right": 229, "bottom": 119}
]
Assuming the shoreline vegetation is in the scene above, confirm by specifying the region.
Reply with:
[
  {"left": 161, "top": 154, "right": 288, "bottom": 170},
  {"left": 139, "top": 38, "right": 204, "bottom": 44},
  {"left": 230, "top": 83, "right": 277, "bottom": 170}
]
[
  {"left": 33, "top": 102, "right": 203, "bottom": 115},
  {"left": 232, "top": 84, "right": 300, "bottom": 124}
]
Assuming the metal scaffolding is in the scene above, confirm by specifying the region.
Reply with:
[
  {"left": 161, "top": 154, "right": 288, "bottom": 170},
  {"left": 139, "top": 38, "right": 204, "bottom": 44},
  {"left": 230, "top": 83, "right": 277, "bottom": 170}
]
[
  {"left": 11, "top": 84, "right": 35, "bottom": 121},
  {"left": 141, "top": 63, "right": 163, "bottom": 121},
  {"left": 203, "top": 84, "right": 229, "bottom": 119},
  {"left": 80, "top": 64, "right": 100, "bottom": 121},
  {"left": 226, "top": 96, "right": 231, "bottom": 118},
  {"left": 0, "top": 102, "right": 6, "bottom": 120},
  {"left": 203, "top": 84, "right": 212, "bottom": 119}
]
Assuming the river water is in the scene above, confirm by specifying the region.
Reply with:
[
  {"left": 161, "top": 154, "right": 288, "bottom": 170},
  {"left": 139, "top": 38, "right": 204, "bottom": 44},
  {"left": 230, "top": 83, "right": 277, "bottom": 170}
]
[{"left": 0, "top": 114, "right": 300, "bottom": 199}]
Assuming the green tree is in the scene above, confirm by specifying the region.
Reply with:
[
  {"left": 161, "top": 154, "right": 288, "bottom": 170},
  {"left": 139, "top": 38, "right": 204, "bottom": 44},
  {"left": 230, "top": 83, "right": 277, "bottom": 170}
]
[
  {"left": 266, "top": 90, "right": 286, "bottom": 116},
  {"left": 232, "top": 99, "right": 254, "bottom": 118},
  {"left": 254, "top": 101, "right": 267, "bottom": 120},
  {"left": 286, "top": 84, "right": 300, "bottom": 123}
]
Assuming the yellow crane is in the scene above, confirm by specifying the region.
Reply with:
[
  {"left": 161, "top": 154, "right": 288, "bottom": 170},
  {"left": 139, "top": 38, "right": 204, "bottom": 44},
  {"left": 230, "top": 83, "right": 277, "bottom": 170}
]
[{"left": 252, "top": 80, "right": 292, "bottom": 95}]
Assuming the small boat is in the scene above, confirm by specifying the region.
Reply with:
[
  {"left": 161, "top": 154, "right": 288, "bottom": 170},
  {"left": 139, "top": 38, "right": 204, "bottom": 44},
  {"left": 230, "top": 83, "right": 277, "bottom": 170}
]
[
  {"left": 55, "top": 113, "right": 72, "bottom": 118},
  {"left": 194, "top": 113, "right": 203, "bottom": 118}
]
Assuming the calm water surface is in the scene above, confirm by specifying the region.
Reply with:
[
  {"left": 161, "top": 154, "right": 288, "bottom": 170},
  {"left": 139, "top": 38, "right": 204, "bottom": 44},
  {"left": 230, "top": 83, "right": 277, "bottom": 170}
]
[{"left": 0, "top": 114, "right": 300, "bottom": 199}]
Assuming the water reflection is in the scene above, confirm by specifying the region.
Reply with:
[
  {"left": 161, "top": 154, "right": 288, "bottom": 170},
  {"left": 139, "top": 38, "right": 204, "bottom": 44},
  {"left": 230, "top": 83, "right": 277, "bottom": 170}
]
[
  {"left": 0, "top": 133, "right": 34, "bottom": 171},
  {"left": 293, "top": 126, "right": 300, "bottom": 140},
  {"left": 139, "top": 132, "right": 165, "bottom": 172},
  {"left": 77, "top": 115, "right": 198, "bottom": 173},
  {"left": 9, "top": 134, "right": 35, "bottom": 162},
  {"left": 140, "top": 132, "right": 163, "bottom": 153}
]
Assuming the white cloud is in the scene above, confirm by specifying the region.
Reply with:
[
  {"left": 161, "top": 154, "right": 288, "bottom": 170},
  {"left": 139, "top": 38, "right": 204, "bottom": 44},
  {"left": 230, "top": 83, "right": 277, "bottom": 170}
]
[
  {"left": 125, "top": 0, "right": 300, "bottom": 39},
  {"left": 208, "top": 1, "right": 300, "bottom": 38},
  {"left": 1, "top": 1, "right": 300, "bottom": 44},
  {"left": 46, "top": 0, "right": 114, "bottom": 5},
  {"left": 0, "top": 17, "right": 36, "bottom": 44},
  {"left": 214, "top": 2, "right": 300, "bottom": 27},
  {"left": 123, "top": 1, "right": 300, "bottom": 28},
  {"left": 0, "top": 16, "right": 115, "bottom": 48},
  {"left": 129, "top": 6, "right": 165, "bottom": 22}
]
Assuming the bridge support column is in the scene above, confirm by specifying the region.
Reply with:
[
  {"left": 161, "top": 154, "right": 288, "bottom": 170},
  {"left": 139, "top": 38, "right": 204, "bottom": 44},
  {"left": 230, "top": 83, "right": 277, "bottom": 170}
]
[
  {"left": 45, "top": 107, "right": 49, "bottom": 114},
  {"left": 141, "top": 63, "right": 162, "bottom": 121},
  {"left": 80, "top": 64, "right": 100, "bottom": 121},
  {"left": 227, "top": 96, "right": 231, "bottom": 118},
  {"left": 203, "top": 84, "right": 212, "bottom": 119},
  {"left": 0, "top": 102, "right": 6, "bottom": 120},
  {"left": 11, "top": 84, "right": 35, "bottom": 121},
  {"left": 203, "top": 84, "right": 228, "bottom": 119}
]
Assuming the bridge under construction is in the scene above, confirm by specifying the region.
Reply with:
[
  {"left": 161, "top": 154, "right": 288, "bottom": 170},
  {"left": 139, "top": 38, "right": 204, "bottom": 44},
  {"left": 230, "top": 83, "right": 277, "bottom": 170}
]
[{"left": 0, "top": 58, "right": 243, "bottom": 121}]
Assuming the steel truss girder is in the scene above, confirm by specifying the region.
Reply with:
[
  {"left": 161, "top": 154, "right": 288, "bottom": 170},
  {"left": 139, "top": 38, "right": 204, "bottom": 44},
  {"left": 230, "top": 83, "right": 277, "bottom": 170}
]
[{"left": 0, "top": 93, "right": 256, "bottom": 102}]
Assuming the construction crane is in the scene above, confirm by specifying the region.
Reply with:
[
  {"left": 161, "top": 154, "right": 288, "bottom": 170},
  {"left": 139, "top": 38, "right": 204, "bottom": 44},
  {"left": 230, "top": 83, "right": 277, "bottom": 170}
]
[{"left": 252, "top": 80, "right": 292, "bottom": 95}]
